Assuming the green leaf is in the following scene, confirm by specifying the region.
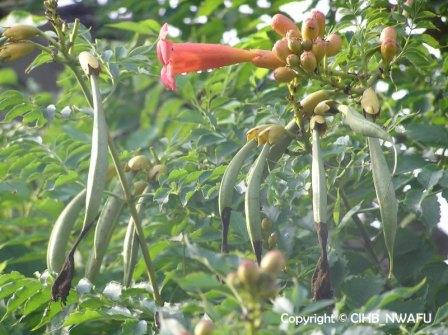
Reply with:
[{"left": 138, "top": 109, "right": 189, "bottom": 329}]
[{"left": 106, "top": 19, "right": 160, "bottom": 35}]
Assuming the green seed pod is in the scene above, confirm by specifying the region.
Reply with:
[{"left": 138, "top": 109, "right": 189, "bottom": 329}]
[
  {"left": 368, "top": 137, "right": 397, "bottom": 278},
  {"left": 219, "top": 140, "right": 257, "bottom": 253},
  {"left": 265, "top": 120, "right": 298, "bottom": 172},
  {"left": 82, "top": 64, "right": 108, "bottom": 230},
  {"left": 311, "top": 128, "right": 328, "bottom": 224},
  {"left": 123, "top": 185, "right": 150, "bottom": 287},
  {"left": 260, "top": 250, "right": 285, "bottom": 274},
  {"left": 194, "top": 319, "right": 214, "bottom": 335},
  {"left": 245, "top": 144, "right": 270, "bottom": 263},
  {"left": 85, "top": 180, "right": 128, "bottom": 282},
  {"left": 300, "top": 90, "right": 330, "bottom": 116},
  {"left": 237, "top": 260, "right": 260, "bottom": 286},
  {"left": 3, "top": 25, "right": 40, "bottom": 41},
  {"left": 47, "top": 189, "right": 86, "bottom": 274},
  {"left": 274, "top": 66, "right": 295, "bottom": 83}
]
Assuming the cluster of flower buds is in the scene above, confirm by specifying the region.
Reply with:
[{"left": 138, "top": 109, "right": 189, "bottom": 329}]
[
  {"left": 0, "top": 25, "right": 40, "bottom": 62},
  {"left": 380, "top": 26, "right": 398, "bottom": 65},
  {"left": 270, "top": 11, "right": 342, "bottom": 83},
  {"left": 226, "top": 250, "right": 285, "bottom": 300}
]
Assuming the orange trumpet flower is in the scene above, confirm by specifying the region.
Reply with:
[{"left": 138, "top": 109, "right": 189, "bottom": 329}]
[{"left": 157, "top": 23, "right": 258, "bottom": 90}]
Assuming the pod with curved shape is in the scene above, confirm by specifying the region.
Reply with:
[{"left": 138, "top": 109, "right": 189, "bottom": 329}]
[
  {"left": 218, "top": 140, "right": 257, "bottom": 253},
  {"left": 245, "top": 144, "right": 270, "bottom": 264},
  {"left": 47, "top": 189, "right": 86, "bottom": 274}
]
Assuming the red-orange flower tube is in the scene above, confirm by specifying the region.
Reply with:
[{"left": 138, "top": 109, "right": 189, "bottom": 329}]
[{"left": 157, "top": 23, "right": 258, "bottom": 90}]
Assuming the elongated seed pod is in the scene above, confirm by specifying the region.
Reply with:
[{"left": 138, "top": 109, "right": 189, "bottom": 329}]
[
  {"left": 219, "top": 140, "right": 257, "bottom": 253},
  {"left": 82, "top": 74, "right": 109, "bottom": 228},
  {"left": 47, "top": 189, "right": 86, "bottom": 274},
  {"left": 245, "top": 144, "right": 270, "bottom": 264},
  {"left": 85, "top": 180, "right": 128, "bottom": 281},
  {"left": 338, "top": 105, "right": 397, "bottom": 174},
  {"left": 368, "top": 137, "right": 397, "bottom": 278},
  {"left": 123, "top": 185, "right": 150, "bottom": 287},
  {"left": 338, "top": 105, "right": 392, "bottom": 142},
  {"left": 311, "top": 128, "right": 328, "bottom": 224}
]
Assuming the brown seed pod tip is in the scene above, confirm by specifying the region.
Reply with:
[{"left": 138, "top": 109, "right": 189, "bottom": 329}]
[
  {"left": 260, "top": 249, "right": 285, "bottom": 274},
  {"left": 78, "top": 51, "right": 100, "bottom": 76},
  {"left": 128, "top": 155, "right": 150, "bottom": 172}
]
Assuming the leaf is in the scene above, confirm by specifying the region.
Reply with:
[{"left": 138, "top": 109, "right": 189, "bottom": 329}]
[
  {"left": 106, "top": 19, "right": 160, "bottom": 35},
  {"left": 175, "top": 272, "right": 221, "bottom": 292},
  {"left": 198, "top": 0, "right": 224, "bottom": 16},
  {"left": 405, "top": 123, "right": 448, "bottom": 147},
  {"left": 63, "top": 309, "right": 105, "bottom": 326},
  {"left": 26, "top": 51, "right": 54, "bottom": 73},
  {"left": 341, "top": 274, "right": 385, "bottom": 308}
]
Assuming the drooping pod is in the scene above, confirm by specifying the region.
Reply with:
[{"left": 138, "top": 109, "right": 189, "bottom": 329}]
[
  {"left": 368, "top": 137, "right": 397, "bottom": 278},
  {"left": 337, "top": 104, "right": 397, "bottom": 174},
  {"left": 266, "top": 120, "right": 298, "bottom": 171},
  {"left": 123, "top": 184, "right": 150, "bottom": 287},
  {"left": 310, "top": 116, "right": 332, "bottom": 300},
  {"left": 218, "top": 140, "right": 257, "bottom": 253},
  {"left": 79, "top": 52, "right": 108, "bottom": 229},
  {"left": 47, "top": 189, "right": 86, "bottom": 274},
  {"left": 311, "top": 116, "right": 328, "bottom": 224},
  {"left": 85, "top": 180, "right": 128, "bottom": 282},
  {"left": 245, "top": 144, "right": 270, "bottom": 264}
]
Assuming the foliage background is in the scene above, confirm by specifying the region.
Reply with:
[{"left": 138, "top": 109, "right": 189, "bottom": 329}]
[{"left": 0, "top": 0, "right": 448, "bottom": 334}]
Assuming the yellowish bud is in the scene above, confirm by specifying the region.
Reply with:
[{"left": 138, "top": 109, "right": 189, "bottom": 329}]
[
  {"left": 3, "top": 25, "right": 40, "bottom": 41},
  {"left": 0, "top": 42, "right": 35, "bottom": 61},
  {"left": 300, "top": 51, "right": 317, "bottom": 73},
  {"left": 273, "top": 66, "right": 295, "bottom": 83},
  {"left": 260, "top": 250, "right": 285, "bottom": 274},
  {"left": 128, "top": 155, "right": 150, "bottom": 172},
  {"left": 361, "top": 88, "right": 380, "bottom": 115},
  {"left": 194, "top": 319, "right": 214, "bottom": 335}
]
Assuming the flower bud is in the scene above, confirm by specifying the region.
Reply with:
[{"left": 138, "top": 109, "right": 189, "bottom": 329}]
[
  {"left": 237, "top": 260, "right": 259, "bottom": 286},
  {"left": 261, "top": 218, "right": 272, "bottom": 231},
  {"left": 287, "top": 37, "right": 302, "bottom": 54},
  {"left": 286, "top": 54, "right": 300, "bottom": 67},
  {"left": 271, "top": 14, "right": 300, "bottom": 37},
  {"left": 128, "top": 155, "right": 150, "bottom": 172},
  {"left": 312, "top": 37, "right": 326, "bottom": 63},
  {"left": 301, "top": 39, "right": 312, "bottom": 51},
  {"left": 194, "top": 319, "right": 214, "bottom": 335},
  {"left": 381, "top": 39, "right": 397, "bottom": 64},
  {"left": 260, "top": 250, "right": 285, "bottom": 274},
  {"left": 0, "top": 42, "right": 35, "bottom": 61},
  {"left": 300, "top": 51, "right": 317, "bottom": 73},
  {"left": 3, "top": 25, "right": 40, "bottom": 41},
  {"left": 380, "top": 26, "right": 397, "bottom": 44},
  {"left": 325, "top": 33, "right": 342, "bottom": 56},
  {"left": 301, "top": 18, "right": 318, "bottom": 42},
  {"left": 257, "top": 272, "right": 278, "bottom": 298},
  {"left": 268, "top": 232, "right": 278, "bottom": 249},
  {"left": 273, "top": 67, "right": 295, "bottom": 83},
  {"left": 272, "top": 38, "right": 290, "bottom": 62},
  {"left": 310, "top": 10, "right": 326, "bottom": 37},
  {"left": 78, "top": 51, "right": 100, "bottom": 76},
  {"left": 361, "top": 87, "right": 380, "bottom": 115},
  {"left": 149, "top": 164, "right": 166, "bottom": 180},
  {"left": 286, "top": 29, "right": 301, "bottom": 40}
]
